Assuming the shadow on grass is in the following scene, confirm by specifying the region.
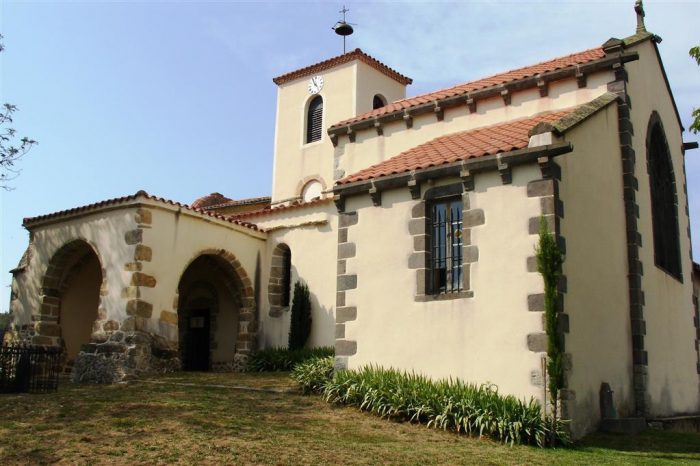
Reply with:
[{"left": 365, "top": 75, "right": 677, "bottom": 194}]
[{"left": 562, "top": 429, "right": 700, "bottom": 463}]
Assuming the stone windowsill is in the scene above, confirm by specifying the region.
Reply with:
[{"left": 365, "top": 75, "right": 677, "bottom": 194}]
[{"left": 414, "top": 291, "right": 474, "bottom": 302}]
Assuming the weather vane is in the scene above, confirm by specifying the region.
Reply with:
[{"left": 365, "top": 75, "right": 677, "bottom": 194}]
[{"left": 332, "top": 5, "right": 354, "bottom": 53}]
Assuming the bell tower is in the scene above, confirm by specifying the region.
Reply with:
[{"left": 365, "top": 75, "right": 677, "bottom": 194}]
[{"left": 269, "top": 10, "right": 411, "bottom": 205}]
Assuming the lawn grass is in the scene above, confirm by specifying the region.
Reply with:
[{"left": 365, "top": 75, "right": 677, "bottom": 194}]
[{"left": 0, "top": 372, "right": 698, "bottom": 465}]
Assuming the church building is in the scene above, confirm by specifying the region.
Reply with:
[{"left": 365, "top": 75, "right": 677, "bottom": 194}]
[{"left": 5, "top": 4, "right": 699, "bottom": 438}]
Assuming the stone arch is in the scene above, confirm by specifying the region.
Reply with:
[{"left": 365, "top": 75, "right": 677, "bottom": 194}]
[
  {"left": 175, "top": 249, "right": 256, "bottom": 371},
  {"left": 296, "top": 175, "right": 327, "bottom": 201},
  {"left": 268, "top": 243, "right": 292, "bottom": 318},
  {"left": 36, "top": 238, "right": 106, "bottom": 373}
]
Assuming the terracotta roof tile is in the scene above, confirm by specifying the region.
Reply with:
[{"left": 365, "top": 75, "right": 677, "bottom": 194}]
[
  {"left": 23, "top": 191, "right": 262, "bottom": 232},
  {"left": 272, "top": 48, "right": 412, "bottom": 86},
  {"left": 331, "top": 47, "right": 605, "bottom": 129},
  {"left": 337, "top": 110, "right": 574, "bottom": 185},
  {"left": 230, "top": 197, "right": 333, "bottom": 220}
]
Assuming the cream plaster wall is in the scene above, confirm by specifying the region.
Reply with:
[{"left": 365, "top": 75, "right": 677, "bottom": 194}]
[
  {"left": 139, "top": 203, "right": 265, "bottom": 342},
  {"left": 557, "top": 104, "right": 635, "bottom": 437},
  {"left": 335, "top": 72, "right": 613, "bottom": 183},
  {"left": 271, "top": 60, "right": 409, "bottom": 203},
  {"left": 625, "top": 41, "right": 699, "bottom": 416},
  {"left": 271, "top": 62, "right": 357, "bottom": 203},
  {"left": 343, "top": 165, "right": 547, "bottom": 403},
  {"left": 10, "top": 209, "right": 138, "bottom": 329},
  {"left": 252, "top": 202, "right": 338, "bottom": 349},
  {"left": 354, "top": 60, "right": 406, "bottom": 116}
]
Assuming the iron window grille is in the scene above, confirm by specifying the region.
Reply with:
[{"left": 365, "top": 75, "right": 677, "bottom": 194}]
[{"left": 429, "top": 198, "right": 463, "bottom": 294}]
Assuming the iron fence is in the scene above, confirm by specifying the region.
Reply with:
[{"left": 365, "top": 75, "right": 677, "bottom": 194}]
[{"left": 0, "top": 345, "right": 62, "bottom": 393}]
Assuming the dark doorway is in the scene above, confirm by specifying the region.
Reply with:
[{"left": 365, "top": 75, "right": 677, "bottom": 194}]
[{"left": 183, "top": 309, "right": 210, "bottom": 371}]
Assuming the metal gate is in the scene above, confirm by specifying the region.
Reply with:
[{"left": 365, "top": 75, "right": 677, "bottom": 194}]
[{"left": 0, "top": 345, "right": 62, "bottom": 393}]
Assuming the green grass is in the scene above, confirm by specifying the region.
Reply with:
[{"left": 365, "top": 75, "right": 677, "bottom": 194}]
[{"left": 0, "top": 372, "right": 698, "bottom": 465}]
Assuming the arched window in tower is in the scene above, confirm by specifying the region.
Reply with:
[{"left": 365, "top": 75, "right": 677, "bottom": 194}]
[
  {"left": 646, "top": 112, "right": 681, "bottom": 279},
  {"left": 306, "top": 96, "right": 323, "bottom": 143},
  {"left": 373, "top": 94, "right": 387, "bottom": 110}
]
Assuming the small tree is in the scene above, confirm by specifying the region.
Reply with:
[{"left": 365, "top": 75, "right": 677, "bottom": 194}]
[
  {"left": 690, "top": 46, "right": 700, "bottom": 134},
  {"left": 1, "top": 35, "right": 37, "bottom": 188},
  {"left": 288, "top": 281, "right": 312, "bottom": 350},
  {"left": 535, "top": 216, "right": 564, "bottom": 446}
]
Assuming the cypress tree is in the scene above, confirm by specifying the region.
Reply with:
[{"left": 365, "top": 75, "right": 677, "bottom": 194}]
[{"left": 288, "top": 281, "right": 312, "bottom": 350}]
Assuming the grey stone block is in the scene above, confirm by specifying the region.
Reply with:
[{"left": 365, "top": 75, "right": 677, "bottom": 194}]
[
  {"left": 527, "top": 333, "right": 547, "bottom": 352},
  {"left": 408, "top": 218, "right": 425, "bottom": 235},
  {"left": 336, "top": 340, "right": 357, "bottom": 356},
  {"left": 463, "top": 209, "right": 485, "bottom": 227},
  {"left": 339, "top": 212, "right": 358, "bottom": 228},
  {"left": 464, "top": 245, "right": 479, "bottom": 263},
  {"left": 338, "top": 228, "right": 348, "bottom": 243},
  {"left": 411, "top": 202, "right": 425, "bottom": 219},
  {"left": 336, "top": 306, "right": 357, "bottom": 323},
  {"left": 528, "top": 294, "right": 545, "bottom": 312},
  {"left": 337, "top": 260, "right": 346, "bottom": 275},
  {"left": 408, "top": 253, "right": 424, "bottom": 269},
  {"left": 335, "top": 324, "right": 345, "bottom": 339},
  {"left": 337, "top": 275, "right": 357, "bottom": 291},
  {"left": 338, "top": 243, "right": 356, "bottom": 259},
  {"left": 527, "top": 179, "right": 554, "bottom": 197}
]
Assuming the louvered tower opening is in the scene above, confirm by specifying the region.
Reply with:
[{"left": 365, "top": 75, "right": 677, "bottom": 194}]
[{"left": 306, "top": 96, "right": 323, "bottom": 143}]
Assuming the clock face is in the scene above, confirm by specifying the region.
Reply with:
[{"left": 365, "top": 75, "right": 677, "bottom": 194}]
[{"left": 308, "top": 75, "right": 324, "bottom": 95}]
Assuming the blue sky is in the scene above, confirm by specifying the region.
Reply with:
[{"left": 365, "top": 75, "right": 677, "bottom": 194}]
[{"left": 1, "top": 0, "right": 699, "bottom": 309}]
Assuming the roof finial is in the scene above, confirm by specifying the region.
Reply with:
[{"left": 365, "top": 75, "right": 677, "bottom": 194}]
[
  {"left": 332, "top": 5, "right": 354, "bottom": 53},
  {"left": 634, "top": 0, "right": 646, "bottom": 33}
]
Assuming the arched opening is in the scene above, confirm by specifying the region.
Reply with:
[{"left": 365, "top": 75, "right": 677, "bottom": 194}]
[
  {"left": 38, "top": 240, "right": 103, "bottom": 372},
  {"left": 646, "top": 112, "right": 681, "bottom": 279},
  {"left": 306, "top": 95, "right": 323, "bottom": 143},
  {"left": 373, "top": 94, "right": 387, "bottom": 110},
  {"left": 301, "top": 179, "right": 323, "bottom": 202},
  {"left": 177, "top": 252, "right": 252, "bottom": 371},
  {"left": 269, "top": 244, "right": 292, "bottom": 317}
]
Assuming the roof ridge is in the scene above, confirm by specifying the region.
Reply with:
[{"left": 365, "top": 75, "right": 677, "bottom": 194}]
[
  {"left": 389, "top": 45, "right": 603, "bottom": 107},
  {"left": 336, "top": 104, "right": 598, "bottom": 186},
  {"left": 272, "top": 48, "right": 412, "bottom": 86},
  {"left": 23, "top": 190, "right": 263, "bottom": 232},
  {"left": 331, "top": 45, "right": 607, "bottom": 130}
]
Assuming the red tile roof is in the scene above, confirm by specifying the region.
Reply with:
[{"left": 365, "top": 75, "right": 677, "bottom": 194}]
[
  {"left": 331, "top": 47, "right": 605, "bottom": 129},
  {"left": 272, "top": 48, "right": 412, "bottom": 86},
  {"left": 23, "top": 191, "right": 262, "bottom": 232},
  {"left": 337, "top": 110, "right": 574, "bottom": 185},
  {"left": 230, "top": 197, "right": 334, "bottom": 220}
]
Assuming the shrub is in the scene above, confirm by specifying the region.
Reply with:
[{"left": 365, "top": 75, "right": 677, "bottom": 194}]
[
  {"left": 288, "top": 281, "right": 312, "bottom": 350},
  {"left": 322, "top": 365, "right": 569, "bottom": 447},
  {"left": 291, "top": 356, "right": 334, "bottom": 394},
  {"left": 247, "top": 346, "right": 334, "bottom": 372}
]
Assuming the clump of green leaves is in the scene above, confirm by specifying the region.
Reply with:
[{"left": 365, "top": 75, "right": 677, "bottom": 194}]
[
  {"left": 535, "top": 216, "right": 565, "bottom": 446},
  {"left": 291, "top": 355, "right": 334, "bottom": 394},
  {"left": 288, "top": 281, "right": 312, "bottom": 350},
  {"left": 690, "top": 46, "right": 700, "bottom": 134},
  {"left": 247, "top": 346, "right": 333, "bottom": 372},
  {"left": 322, "top": 365, "right": 567, "bottom": 447}
]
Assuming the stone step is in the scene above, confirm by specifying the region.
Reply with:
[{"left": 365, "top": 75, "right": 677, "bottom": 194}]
[{"left": 648, "top": 415, "right": 700, "bottom": 433}]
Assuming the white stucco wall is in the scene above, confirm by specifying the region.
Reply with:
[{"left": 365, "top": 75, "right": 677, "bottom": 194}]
[
  {"left": 557, "top": 104, "right": 635, "bottom": 437},
  {"left": 250, "top": 202, "right": 338, "bottom": 349},
  {"left": 625, "top": 40, "right": 699, "bottom": 416},
  {"left": 139, "top": 203, "right": 265, "bottom": 341},
  {"left": 342, "top": 165, "right": 547, "bottom": 403},
  {"left": 10, "top": 208, "right": 138, "bottom": 329}
]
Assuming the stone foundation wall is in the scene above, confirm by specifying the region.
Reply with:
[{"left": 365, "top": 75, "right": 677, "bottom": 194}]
[{"left": 72, "top": 330, "right": 179, "bottom": 383}]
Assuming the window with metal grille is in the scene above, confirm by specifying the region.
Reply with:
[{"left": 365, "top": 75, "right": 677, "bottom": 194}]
[
  {"left": 429, "top": 198, "right": 463, "bottom": 293},
  {"left": 306, "top": 96, "right": 323, "bottom": 143},
  {"left": 373, "top": 94, "right": 386, "bottom": 110},
  {"left": 647, "top": 113, "right": 681, "bottom": 279}
]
